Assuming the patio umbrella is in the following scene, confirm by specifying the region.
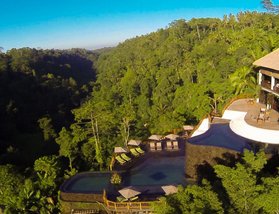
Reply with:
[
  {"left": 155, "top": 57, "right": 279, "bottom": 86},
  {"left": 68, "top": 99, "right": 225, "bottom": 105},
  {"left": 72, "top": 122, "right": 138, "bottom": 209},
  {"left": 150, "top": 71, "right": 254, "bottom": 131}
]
[
  {"left": 128, "top": 139, "right": 142, "bottom": 146},
  {"left": 118, "top": 186, "right": 141, "bottom": 199},
  {"left": 114, "top": 146, "right": 128, "bottom": 154},
  {"left": 161, "top": 185, "right": 178, "bottom": 195},
  {"left": 165, "top": 134, "right": 179, "bottom": 141},
  {"left": 148, "top": 134, "right": 162, "bottom": 141}
]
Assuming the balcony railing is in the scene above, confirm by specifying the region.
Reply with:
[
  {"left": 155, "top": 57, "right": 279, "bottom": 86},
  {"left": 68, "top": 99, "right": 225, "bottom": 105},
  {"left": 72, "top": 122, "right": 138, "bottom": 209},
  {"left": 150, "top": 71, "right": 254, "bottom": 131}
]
[{"left": 102, "top": 190, "right": 159, "bottom": 212}]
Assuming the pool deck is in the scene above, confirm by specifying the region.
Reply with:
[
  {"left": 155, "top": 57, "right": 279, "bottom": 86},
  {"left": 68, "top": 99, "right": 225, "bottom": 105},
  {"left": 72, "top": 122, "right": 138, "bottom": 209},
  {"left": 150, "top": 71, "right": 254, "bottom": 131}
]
[{"left": 113, "top": 139, "right": 186, "bottom": 171}]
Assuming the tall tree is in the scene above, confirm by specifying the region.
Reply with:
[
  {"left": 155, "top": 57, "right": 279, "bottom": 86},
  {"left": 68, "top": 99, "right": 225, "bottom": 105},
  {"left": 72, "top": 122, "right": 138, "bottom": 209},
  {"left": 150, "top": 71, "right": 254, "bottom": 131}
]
[
  {"left": 214, "top": 150, "right": 267, "bottom": 214},
  {"left": 262, "top": 0, "right": 279, "bottom": 13}
]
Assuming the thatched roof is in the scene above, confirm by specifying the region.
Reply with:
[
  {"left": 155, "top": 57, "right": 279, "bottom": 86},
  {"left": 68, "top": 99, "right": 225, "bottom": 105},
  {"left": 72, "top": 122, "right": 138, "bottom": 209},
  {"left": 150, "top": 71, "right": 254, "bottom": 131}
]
[
  {"left": 148, "top": 134, "right": 162, "bottom": 141},
  {"left": 128, "top": 139, "right": 142, "bottom": 146},
  {"left": 161, "top": 185, "right": 178, "bottom": 195},
  {"left": 253, "top": 48, "right": 279, "bottom": 71},
  {"left": 164, "top": 134, "right": 179, "bottom": 140},
  {"left": 114, "top": 147, "right": 128, "bottom": 153},
  {"left": 118, "top": 186, "right": 141, "bottom": 199}
]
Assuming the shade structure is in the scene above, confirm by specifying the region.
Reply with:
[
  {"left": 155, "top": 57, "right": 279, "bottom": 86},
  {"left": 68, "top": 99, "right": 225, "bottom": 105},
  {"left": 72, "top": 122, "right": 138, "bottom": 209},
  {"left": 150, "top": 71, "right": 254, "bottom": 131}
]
[
  {"left": 128, "top": 139, "right": 142, "bottom": 146},
  {"left": 114, "top": 146, "right": 128, "bottom": 154},
  {"left": 165, "top": 134, "right": 179, "bottom": 141},
  {"left": 148, "top": 134, "right": 162, "bottom": 141},
  {"left": 118, "top": 186, "right": 141, "bottom": 199},
  {"left": 161, "top": 185, "right": 178, "bottom": 195}
]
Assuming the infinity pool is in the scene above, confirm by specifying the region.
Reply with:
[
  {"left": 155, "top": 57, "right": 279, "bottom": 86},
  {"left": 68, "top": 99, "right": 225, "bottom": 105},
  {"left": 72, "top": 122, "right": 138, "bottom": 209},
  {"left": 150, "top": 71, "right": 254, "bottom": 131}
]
[
  {"left": 188, "top": 124, "right": 252, "bottom": 152},
  {"left": 124, "top": 156, "right": 185, "bottom": 186},
  {"left": 61, "top": 172, "right": 113, "bottom": 193},
  {"left": 61, "top": 155, "right": 185, "bottom": 194}
]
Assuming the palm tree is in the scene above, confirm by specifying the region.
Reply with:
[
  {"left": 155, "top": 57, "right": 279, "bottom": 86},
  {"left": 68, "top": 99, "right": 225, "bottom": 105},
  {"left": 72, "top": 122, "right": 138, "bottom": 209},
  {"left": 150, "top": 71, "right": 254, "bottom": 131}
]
[{"left": 229, "top": 66, "right": 257, "bottom": 96}]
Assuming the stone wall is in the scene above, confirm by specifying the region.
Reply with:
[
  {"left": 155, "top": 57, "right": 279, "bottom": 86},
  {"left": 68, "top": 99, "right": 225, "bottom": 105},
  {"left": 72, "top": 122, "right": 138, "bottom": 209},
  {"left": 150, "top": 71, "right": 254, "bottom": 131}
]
[{"left": 185, "top": 142, "right": 239, "bottom": 181}]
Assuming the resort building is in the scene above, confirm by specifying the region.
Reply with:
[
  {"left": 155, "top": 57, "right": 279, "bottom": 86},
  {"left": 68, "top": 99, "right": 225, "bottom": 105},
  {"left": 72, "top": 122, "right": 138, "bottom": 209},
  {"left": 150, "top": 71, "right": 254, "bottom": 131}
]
[
  {"left": 190, "top": 49, "right": 279, "bottom": 150},
  {"left": 253, "top": 48, "right": 279, "bottom": 111}
]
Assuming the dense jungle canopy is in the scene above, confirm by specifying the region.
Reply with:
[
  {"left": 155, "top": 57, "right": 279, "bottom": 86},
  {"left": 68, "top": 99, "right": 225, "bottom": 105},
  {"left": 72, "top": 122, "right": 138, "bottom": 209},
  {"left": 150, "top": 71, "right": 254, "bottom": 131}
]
[{"left": 0, "top": 12, "right": 278, "bottom": 213}]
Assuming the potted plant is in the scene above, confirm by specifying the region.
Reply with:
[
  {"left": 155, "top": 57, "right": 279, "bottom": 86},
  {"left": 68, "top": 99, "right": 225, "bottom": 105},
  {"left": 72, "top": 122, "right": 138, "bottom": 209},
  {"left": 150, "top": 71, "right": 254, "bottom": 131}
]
[{"left": 110, "top": 173, "right": 122, "bottom": 185}]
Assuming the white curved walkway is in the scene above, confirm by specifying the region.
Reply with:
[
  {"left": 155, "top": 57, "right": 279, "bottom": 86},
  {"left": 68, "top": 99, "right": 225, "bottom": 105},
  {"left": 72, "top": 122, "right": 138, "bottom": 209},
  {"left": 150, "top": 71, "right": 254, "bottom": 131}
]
[
  {"left": 191, "top": 118, "right": 209, "bottom": 137},
  {"left": 228, "top": 111, "right": 279, "bottom": 145}
]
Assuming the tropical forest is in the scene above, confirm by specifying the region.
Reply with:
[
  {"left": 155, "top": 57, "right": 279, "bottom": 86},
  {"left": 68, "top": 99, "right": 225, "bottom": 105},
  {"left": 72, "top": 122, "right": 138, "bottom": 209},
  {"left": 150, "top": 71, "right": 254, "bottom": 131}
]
[{"left": 0, "top": 11, "right": 279, "bottom": 213}]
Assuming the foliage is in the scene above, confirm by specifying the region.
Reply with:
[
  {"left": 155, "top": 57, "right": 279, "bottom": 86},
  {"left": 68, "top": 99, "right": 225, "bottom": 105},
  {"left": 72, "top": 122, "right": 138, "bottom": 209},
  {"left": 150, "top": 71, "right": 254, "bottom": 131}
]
[
  {"left": 214, "top": 150, "right": 268, "bottom": 214},
  {"left": 154, "top": 150, "right": 278, "bottom": 214},
  {"left": 38, "top": 116, "right": 57, "bottom": 141},
  {"left": 1, "top": 12, "right": 279, "bottom": 213},
  {"left": 153, "top": 182, "right": 224, "bottom": 214},
  {"left": 0, "top": 165, "right": 23, "bottom": 209},
  {"left": 110, "top": 173, "right": 122, "bottom": 185},
  {"left": 262, "top": 0, "right": 279, "bottom": 13},
  {"left": 34, "top": 155, "right": 62, "bottom": 190}
]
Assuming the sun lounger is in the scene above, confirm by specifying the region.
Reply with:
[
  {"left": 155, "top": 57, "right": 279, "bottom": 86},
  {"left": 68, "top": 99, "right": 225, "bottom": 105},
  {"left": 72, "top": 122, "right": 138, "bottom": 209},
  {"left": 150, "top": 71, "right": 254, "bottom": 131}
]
[
  {"left": 115, "top": 156, "right": 126, "bottom": 165},
  {"left": 130, "top": 148, "right": 140, "bottom": 157},
  {"left": 135, "top": 147, "right": 145, "bottom": 154},
  {"left": 117, "top": 196, "right": 128, "bottom": 202},
  {"left": 150, "top": 142, "right": 156, "bottom": 151},
  {"left": 129, "top": 196, "right": 139, "bottom": 201},
  {"left": 156, "top": 142, "right": 162, "bottom": 151},
  {"left": 172, "top": 141, "right": 179, "bottom": 150},
  {"left": 121, "top": 153, "right": 131, "bottom": 161}
]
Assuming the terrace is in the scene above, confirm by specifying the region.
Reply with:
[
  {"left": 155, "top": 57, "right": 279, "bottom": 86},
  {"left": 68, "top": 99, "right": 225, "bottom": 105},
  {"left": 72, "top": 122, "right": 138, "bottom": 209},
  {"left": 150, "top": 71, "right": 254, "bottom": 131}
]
[
  {"left": 223, "top": 99, "right": 279, "bottom": 144},
  {"left": 225, "top": 99, "right": 279, "bottom": 130}
]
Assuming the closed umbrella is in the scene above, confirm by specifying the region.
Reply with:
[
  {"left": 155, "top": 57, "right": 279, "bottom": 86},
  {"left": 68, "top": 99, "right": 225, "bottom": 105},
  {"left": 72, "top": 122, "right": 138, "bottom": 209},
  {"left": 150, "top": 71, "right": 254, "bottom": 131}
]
[
  {"left": 118, "top": 186, "right": 141, "bottom": 199},
  {"left": 165, "top": 134, "right": 179, "bottom": 141},
  {"left": 114, "top": 147, "right": 128, "bottom": 154},
  {"left": 161, "top": 185, "right": 178, "bottom": 195},
  {"left": 148, "top": 134, "right": 162, "bottom": 141},
  {"left": 128, "top": 139, "right": 142, "bottom": 146}
]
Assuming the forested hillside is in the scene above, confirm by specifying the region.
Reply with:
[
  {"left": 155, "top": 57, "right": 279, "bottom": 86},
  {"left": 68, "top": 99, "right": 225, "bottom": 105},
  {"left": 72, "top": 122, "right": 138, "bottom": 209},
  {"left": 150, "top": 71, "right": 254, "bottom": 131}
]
[
  {"left": 0, "top": 48, "right": 97, "bottom": 166},
  {"left": 1, "top": 12, "right": 279, "bottom": 213}
]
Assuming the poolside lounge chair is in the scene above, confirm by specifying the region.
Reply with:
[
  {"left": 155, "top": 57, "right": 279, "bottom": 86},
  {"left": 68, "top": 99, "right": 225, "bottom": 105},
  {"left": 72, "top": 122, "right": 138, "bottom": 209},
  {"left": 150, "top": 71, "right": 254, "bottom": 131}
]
[
  {"left": 129, "top": 196, "right": 139, "bottom": 201},
  {"left": 121, "top": 153, "right": 131, "bottom": 161},
  {"left": 130, "top": 148, "right": 140, "bottom": 157},
  {"left": 150, "top": 142, "right": 156, "bottom": 151},
  {"left": 135, "top": 147, "right": 145, "bottom": 154},
  {"left": 172, "top": 141, "right": 179, "bottom": 150},
  {"left": 166, "top": 141, "right": 173, "bottom": 150},
  {"left": 117, "top": 196, "right": 128, "bottom": 202},
  {"left": 156, "top": 142, "right": 162, "bottom": 151},
  {"left": 115, "top": 156, "right": 126, "bottom": 165}
]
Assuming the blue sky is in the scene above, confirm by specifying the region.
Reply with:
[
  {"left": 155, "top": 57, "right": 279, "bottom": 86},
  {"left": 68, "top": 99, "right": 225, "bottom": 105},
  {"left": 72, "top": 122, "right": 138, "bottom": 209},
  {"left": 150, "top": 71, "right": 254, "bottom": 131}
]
[{"left": 0, "top": 0, "right": 264, "bottom": 50}]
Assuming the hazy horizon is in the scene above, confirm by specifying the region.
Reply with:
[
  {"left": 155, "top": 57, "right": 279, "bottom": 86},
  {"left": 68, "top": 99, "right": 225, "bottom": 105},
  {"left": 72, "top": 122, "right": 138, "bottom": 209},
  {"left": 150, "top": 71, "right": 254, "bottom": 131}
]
[{"left": 1, "top": 0, "right": 264, "bottom": 51}]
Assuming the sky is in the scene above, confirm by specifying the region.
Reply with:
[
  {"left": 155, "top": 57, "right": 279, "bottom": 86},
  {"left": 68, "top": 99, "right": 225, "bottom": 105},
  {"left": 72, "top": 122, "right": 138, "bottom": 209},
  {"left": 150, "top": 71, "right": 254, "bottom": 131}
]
[{"left": 0, "top": 0, "right": 265, "bottom": 51}]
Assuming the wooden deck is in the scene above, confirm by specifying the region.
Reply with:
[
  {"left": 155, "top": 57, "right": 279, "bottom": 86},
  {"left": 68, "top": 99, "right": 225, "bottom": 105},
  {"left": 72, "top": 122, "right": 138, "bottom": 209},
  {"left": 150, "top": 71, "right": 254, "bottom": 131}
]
[{"left": 227, "top": 99, "right": 279, "bottom": 130}]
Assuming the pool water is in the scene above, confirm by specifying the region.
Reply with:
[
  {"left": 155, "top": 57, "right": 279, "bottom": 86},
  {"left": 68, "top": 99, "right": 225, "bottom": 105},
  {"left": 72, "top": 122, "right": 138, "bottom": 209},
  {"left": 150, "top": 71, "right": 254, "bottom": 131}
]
[
  {"left": 64, "top": 172, "right": 112, "bottom": 193},
  {"left": 188, "top": 124, "right": 252, "bottom": 152},
  {"left": 61, "top": 156, "right": 186, "bottom": 194},
  {"left": 124, "top": 156, "right": 185, "bottom": 186}
]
